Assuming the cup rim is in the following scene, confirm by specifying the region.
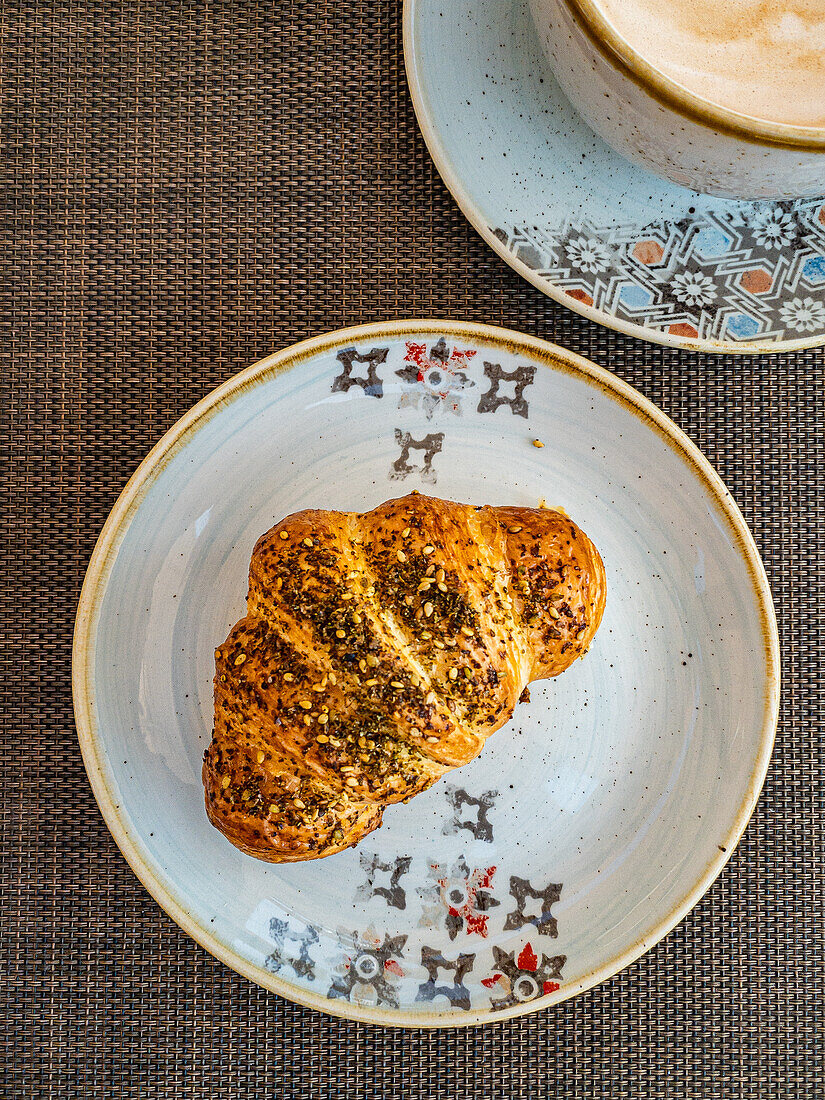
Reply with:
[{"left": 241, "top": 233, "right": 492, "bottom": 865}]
[{"left": 563, "top": 0, "right": 825, "bottom": 151}]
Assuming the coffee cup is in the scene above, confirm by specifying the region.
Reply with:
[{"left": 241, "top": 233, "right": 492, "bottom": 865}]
[{"left": 529, "top": 0, "right": 825, "bottom": 198}]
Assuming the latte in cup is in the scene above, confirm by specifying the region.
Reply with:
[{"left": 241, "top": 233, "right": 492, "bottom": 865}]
[{"left": 594, "top": 0, "right": 825, "bottom": 126}]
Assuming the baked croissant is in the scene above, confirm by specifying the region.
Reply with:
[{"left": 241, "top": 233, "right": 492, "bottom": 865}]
[{"left": 203, "top": 492, "right": 606, "bottom": 862}]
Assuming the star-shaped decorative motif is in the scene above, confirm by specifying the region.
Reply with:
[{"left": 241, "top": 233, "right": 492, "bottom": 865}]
[
  {"left": 503, "top": 874, "right": 562, "bottom": 938},
  {"left": 476, "top": 361, "right": 536, "bottom": 418},
  {"left": 327, "top": 930, "right": 408, "bottom": 1009},
  {"left": 355, "top": 852, "right": 412, "bottom": 910},
  {"left": 396, "top": 337, "right": 476, "bottom": 418},
  {"left": 483, "top": 943, "right": 565, "bottom": 1010},
  {"left": 331, "top": 346, "right": 388, "bottom": 397},
  {"left": 420, "top": 856, "right": 499, "bottom": 940},
  {"left": 416, "top": 946, "right": 475, "bottom": 1011},
  {"left": 442, "top": 785, "right": 498, "bottom": 843},
  {"left": 389, "top": 428, "right": 444, "bottom": 483},
  {"left": 264, "top": 916, "right": 320, "bottom": 981}
]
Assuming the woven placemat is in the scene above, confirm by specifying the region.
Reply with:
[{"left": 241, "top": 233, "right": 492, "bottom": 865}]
[{"left": 3, "top": 1, "right": 823, "bottom": 1096}]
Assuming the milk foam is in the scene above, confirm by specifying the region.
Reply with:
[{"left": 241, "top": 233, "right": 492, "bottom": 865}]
[{"left": 595, "top": 0, "right": 825, "bottom": 127}]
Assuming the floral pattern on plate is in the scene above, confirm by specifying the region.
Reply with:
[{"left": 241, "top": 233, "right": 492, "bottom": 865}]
[{"left": 494, "top": 199, "right": 825, "bottom": 344}]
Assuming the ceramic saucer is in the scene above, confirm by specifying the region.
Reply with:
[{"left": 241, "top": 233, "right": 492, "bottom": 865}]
[
  {"left": 73, "top": 321, "right": 778, "bottom": 1025},
  {"left": 404, "top": 0, "right": 825, "bottom": 353}
]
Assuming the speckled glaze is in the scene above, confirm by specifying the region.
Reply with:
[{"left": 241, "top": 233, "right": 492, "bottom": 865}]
[
  {"left": 530, "top": 0, "right": 825, "bottom": 199},
  {"left": 73, "top": 321, "right": 779, "bottom": 1027},
  {"left": 404, "top": 0, "right": 825, "bottom": 352}
]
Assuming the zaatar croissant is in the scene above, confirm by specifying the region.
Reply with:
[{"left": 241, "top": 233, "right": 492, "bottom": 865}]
[{"left": 203, "top": 492, "right": 606, "bottom": 862}]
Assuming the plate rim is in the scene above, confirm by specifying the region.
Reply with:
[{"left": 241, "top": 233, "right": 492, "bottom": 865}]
[
  {"left": 72, "top": 319, "right": 781, "bottom": 1027},
  {"left": 402, "top": 0, "right": 825, "bottom": 356}
]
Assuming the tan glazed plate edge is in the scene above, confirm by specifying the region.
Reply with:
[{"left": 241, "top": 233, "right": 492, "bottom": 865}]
[{"left": 73, "top": 320, "right": 781, "bottom": 1027}]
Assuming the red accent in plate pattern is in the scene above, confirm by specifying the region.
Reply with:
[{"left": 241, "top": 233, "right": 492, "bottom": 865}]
[
  {"left": 632, "top": 239, "right": 664, "bottom": 265},
  {"left": 405, "top": 341, "right": 427, "bottom": 365},
  {"left": 740, "top": 268, "right": 773, "bottom": 294},
  {"left": 383, "top": 959, "right": 403, "bottom": 977},
  {"left": 437, "top": 863, "right": 498, "bottom": 938},
  {"left": 565, "top": 288, "right": 594, "bottom": 307},
  {"left": 481, "top": 974, "right": 502, "bottom": 988},
  {"left": 543, "top": 980, "right": 560, "bottom": 995},
  {"left": 517, "top": 943, "right": 538, "bottom": 971},
  {"left": 668, "top": 322, "right": 699, "bottom": 338}
]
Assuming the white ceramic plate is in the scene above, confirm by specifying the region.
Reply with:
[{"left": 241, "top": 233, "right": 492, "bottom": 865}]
[
  {"left": 74, "top": 321, "right": 779, "bottom": 1026},
  {"left": 404, "top": 0, "right": 825, "bottom": 353}
]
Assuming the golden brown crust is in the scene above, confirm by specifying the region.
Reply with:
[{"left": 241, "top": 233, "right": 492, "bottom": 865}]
[{"left": 203, "top": 492, "right": 606, "bottom": 861}]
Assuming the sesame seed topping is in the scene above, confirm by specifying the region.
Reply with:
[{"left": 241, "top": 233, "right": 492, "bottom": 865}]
[
  {"left": 424, "top": 602, "right": 434, "bottom": 618},
  {"left": 421, "top": 631, "right": 432, "bottom": 640},
  {"left": 365, "top": 678, "right": 379, "bottom": 687},
  {"left": 283, "top": 672, "right": 294, "bottom": 682},
  {"left": 302, "top": 538, "right": 313, "bottom": 548},
  {"left": 508, "top": 525, "right": 523, "bottom": 533},
  {"left": 423, "top": 545, "right": 435, "bottom": 555},
  {"left": 352, "top": 613, "right": 362, "bottom": 624},
  {"left": 417, "top": 580, "right": 432, "bottom": 592},
  {"left": 426, "top": 735, "right": 439, "bottom": 743},
  {"left": 256, "top": 751, "right": 265, "bottom": 763},
  {"left": 436, "top": 570, "right": 445, "bottom": 583},
  {"left": 317, "top": 734, "right": 329, "bottom": 743},
  {"left": 549, "top": 606, "right": 560, "bottom": 620},
  {"left": 402, "top": 527, "right": 411, "bottom": 538},
  {"left": 390, "top": 681, "right": 404, "bottom": 689},
  {"left": 397, "top": 549, "right": 407, "bottom": 563},
  {"left": 460, "top": 626, "right": 474, "bottom": 636},
  {"left": 341, "top": 593, "right": 354, "bottom": 601},
  {"left": 335, "top": 629, "right": 346, "bottom": 639},
  {"left": 221, "top": 775, "right": 231, "bottom": 789},
  {"left": 279, "top": 531, "right": 289, "bottom": 540},
  {"left": 366, "top": 655, "right": 379, "bottom": 668},
  {"left": 328, "top": 672, "right": 337, "bottom": 685},
  {"left": 275, "top": 577, "right": 283, "bottom": 590},
  {"left": 448, "top": 667, "right": 458, "bottom": 681},
  {"left": 299, "top": 700, "right": 312, "bottom": 709},
  {"left": 345, "top": 777, "right": 359, "bottom": 787},
  {"left": 234, "top": 653, "right": 247, "bottom": 666},
  {"left": 437, "top": 582, "right": 447, "bottom": 592},
  {"left": 532, "top": 439, "right": 545, "bottom": 448},
  {"left": 359, "top": 659, "right": 367, "bottom": 672}
]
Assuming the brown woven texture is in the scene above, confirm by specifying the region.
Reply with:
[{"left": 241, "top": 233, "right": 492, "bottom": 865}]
[{"left": 2, "top": 1, "right": 823, "bottom": 1096}]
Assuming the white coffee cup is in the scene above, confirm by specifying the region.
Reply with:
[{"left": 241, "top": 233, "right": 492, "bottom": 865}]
[{"left": 529, "top": 0, "right": 825, "bottom": 198}]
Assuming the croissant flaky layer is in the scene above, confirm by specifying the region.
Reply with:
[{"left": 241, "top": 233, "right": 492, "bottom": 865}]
[{"left": 203, "top": 493, "right": 606, "bottom": 862}]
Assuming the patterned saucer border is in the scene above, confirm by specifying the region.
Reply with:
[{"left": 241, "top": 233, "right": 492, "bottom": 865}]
[{"left": 492, "top": 203, "right": 825, "bottom": 348}]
